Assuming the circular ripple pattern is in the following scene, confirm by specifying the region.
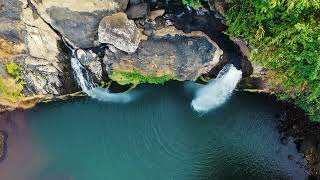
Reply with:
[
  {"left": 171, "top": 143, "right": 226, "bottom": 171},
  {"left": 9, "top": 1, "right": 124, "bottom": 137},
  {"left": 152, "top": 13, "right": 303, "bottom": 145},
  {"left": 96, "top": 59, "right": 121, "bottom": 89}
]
[{"left": 25, "top": 83, "right": 308, "bottom": 180}]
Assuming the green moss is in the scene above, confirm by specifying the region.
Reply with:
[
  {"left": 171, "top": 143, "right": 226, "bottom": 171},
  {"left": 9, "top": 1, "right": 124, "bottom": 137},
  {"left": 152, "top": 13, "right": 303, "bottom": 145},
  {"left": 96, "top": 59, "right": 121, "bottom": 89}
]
[
  {"left": 0, "top": 76, "right": 24, "bottom": 100},
  {"left": 100, "top": 80, "right": 111, "bottom": 89},
  {"left": 225, "top": 0, "right": 320, "bottom": 121},
  {"left": 109, "top": 69, "right": 175, "bottom": 86},
  {"left": 6, "top": 63, "right": 22, "bottom": 77},
  {"left": 0, "top": 63, "right": 25, "bottom": 100},
  {"left": 182, "top": 0, "right": 203, "bottom": 9}
]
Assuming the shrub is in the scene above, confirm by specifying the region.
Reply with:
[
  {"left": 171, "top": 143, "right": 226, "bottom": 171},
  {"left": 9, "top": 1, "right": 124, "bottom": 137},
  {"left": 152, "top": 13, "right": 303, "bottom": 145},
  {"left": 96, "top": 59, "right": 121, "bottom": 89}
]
[
  {"left": 6, "top": 63, "right": 23, "bottom": 80},
  {"left": 0, "top": 63, "right": 25, "bottom": 100},
  {"left": 225, "top": 0, "right": 320, "bottom": 121},
  {"left": 0, "top": 76, "right": 24, "bottom": 99},
  {"left": 182, "top": 0, "right": 204, "bottom": 9}
]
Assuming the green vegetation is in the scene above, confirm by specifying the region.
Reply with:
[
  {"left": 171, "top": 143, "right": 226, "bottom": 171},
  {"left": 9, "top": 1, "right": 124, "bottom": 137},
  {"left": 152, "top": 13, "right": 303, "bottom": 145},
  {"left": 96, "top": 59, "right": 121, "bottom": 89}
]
[
  {"left": 182, "top": 0, "right": 203, "bottom": 9},
  {"left": 100, "top": 80, "right": 111, "bottom": 89},
  {"left": 6, "top": 63, "right": 24, "bottom": 80},
  {"left": 0, "top": 76, "right": 24, "bottom": 99},
  {"left": 0, "top": 63, "right": 25, "bottom": 100},
  {"left": 225, "top": 0, "right": 320, "bottom": 121},
  {"left": 109, "top": 69, "right": 175, "bottom": 86}
]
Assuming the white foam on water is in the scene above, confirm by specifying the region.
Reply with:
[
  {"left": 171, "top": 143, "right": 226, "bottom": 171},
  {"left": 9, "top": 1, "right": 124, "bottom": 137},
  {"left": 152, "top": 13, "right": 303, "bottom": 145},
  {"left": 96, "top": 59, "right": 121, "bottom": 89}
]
[
  {"left": 70, "top": 52, "right": 136, "bottom": 103},
  {"left": 87, "top": 87, "right": 134, "bottom": 103}
]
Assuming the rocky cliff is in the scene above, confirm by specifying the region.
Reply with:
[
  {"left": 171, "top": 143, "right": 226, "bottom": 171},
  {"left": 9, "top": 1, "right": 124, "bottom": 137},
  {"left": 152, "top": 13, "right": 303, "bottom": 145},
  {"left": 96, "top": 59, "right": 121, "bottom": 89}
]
[
  {"left": 0, "top": 0, "right": 219, "bottom": 109},
  {"left": 0, "top": 0, "right": 252, "bottom": 110}
]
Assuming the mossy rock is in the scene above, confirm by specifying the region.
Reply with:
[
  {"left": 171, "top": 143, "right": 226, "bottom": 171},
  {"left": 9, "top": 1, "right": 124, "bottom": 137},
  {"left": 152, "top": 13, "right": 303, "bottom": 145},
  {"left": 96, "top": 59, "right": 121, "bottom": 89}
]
[{"left": 109, "top": 69, "right": 175, "bottom": 86}]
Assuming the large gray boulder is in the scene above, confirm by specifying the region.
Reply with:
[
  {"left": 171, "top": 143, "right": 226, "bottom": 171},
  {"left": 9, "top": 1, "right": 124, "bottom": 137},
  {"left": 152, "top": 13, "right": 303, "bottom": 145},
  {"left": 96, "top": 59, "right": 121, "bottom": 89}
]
[
  {"left": 29, "top": 0, "right": 129, "bottom": 48},
  {"left": 104, "top": 26, "right": 223, "bottom": 85}
]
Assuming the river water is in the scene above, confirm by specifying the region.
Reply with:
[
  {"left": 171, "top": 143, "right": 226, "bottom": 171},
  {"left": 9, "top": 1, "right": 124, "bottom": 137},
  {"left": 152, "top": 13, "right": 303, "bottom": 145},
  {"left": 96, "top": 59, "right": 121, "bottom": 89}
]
[{"left": 0, "top": 82, "right": 308, "bottom": 180}]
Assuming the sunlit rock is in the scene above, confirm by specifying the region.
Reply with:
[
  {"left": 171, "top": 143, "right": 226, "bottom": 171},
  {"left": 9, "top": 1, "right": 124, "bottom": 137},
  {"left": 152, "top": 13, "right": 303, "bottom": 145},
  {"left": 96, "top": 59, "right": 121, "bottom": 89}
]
[{"left": 98, "top": 12, "right": 142, "bottom": 53}]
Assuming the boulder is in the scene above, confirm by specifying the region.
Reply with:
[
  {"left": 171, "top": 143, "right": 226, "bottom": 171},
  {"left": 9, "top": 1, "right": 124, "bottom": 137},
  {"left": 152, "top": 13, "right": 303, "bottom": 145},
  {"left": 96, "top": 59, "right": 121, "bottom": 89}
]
[
  {"left": 98, "top": 12, "right": 142, "bottom": 53},
  {"left": 104, "top": 26, "right": 223, "bottom": 84},
  {"left": 125, "top": 3, "right": 149, "bottom": 19},
  {"left": 148, "top": 9, "right": 165, "bottom": 21},
  {"left": 29, "top": 0, "right": 129, "bottom": 48}
]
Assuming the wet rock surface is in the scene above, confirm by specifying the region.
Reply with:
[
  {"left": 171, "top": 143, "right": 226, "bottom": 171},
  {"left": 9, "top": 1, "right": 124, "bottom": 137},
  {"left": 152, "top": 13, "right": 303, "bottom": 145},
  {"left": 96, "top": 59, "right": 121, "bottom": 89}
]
[
  {"left": 76, "top": 49, "right": 103, "bottom": 82},
  {"left": 280, "top": 102, "right": 320, "bottom": 178}
]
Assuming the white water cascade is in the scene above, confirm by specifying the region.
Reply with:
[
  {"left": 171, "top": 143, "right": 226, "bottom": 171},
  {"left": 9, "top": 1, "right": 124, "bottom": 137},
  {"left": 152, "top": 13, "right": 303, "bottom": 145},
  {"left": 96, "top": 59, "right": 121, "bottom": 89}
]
[
  {"left": 191, "top": 64, "right": 243, "bottom": 113},
  {"left": 70, "top": 50, "right": 135, "bottom": 103}
]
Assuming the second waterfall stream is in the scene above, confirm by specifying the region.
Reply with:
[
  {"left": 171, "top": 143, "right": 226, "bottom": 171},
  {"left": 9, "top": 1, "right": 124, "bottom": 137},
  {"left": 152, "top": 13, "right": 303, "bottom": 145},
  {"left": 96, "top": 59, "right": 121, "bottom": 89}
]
[{"left": 190, "top": 64, "right": 243, "bottom": 113}]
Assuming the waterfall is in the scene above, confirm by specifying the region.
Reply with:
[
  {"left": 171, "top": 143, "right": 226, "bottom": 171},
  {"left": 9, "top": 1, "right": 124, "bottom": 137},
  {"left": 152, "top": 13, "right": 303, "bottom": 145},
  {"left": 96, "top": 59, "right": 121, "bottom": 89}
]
[
  {"left": 70, "top": 50, "right": 135, "bottom": 103},
  {"left": 191, "top": 64, "right": 242, "bottom": 113},
  {"left": 70, "top": 54, "right": 96, "bottom": 92}
]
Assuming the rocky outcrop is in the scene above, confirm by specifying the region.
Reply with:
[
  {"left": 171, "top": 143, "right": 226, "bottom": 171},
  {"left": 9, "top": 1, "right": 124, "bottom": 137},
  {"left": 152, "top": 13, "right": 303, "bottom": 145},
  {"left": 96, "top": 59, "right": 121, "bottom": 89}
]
[
  {"left": 103, "top": 26, "right": 223, "bottom": 84},
  {"left": 234, "top": 37, "right": 276, "bottom": 93},
  {"left": 21, "top": 6, "right": 73, "bottom": 96},
  {"left": 29, "top": 0, "right": 129, "bottom": 48},
  {"left": 98, "top": 12, "right": 142, "bottom": 53},
  {"left": 0, "top": 0, "right": 236, "bottom": 108},
  {"left": 0, "top": 0, "right": 77, "bottom": 100}
]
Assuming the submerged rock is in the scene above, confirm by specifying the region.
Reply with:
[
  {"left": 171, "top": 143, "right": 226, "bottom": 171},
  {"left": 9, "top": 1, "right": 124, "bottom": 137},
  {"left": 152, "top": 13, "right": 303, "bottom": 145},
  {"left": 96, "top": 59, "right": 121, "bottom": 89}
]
[
  {"left": 0, "top": 131, "right": 6, "bottom": 162},
  {"left": 98, "top": 12, "right": 142, "bottom": 53},
  {"left": 29, "top": 0, "right": 129, "bottom": 48},
  {"left": 104, "top": 26, "right": 223, "bottom": 85}
]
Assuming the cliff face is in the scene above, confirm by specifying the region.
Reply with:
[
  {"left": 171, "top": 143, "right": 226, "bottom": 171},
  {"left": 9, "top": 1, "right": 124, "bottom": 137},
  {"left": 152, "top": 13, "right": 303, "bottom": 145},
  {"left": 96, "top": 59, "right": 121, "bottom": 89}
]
[
  {"left": 0, "top": 0, "right": 74, "bottom": 109},
  {"left": 0, "top": 0, "right": 250, "bottom": 110}
]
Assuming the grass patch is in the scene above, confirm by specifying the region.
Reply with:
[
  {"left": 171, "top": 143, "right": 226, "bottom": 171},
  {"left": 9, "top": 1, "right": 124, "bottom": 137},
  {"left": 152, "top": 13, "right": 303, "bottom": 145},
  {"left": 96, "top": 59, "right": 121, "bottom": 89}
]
[
  {"left": 0, "top": 63, "right": 25, "bottom": 101},
  {"left": 0, "top": 77, "right": 24, "bottom": 99},
  {"left": 109, "top": 69, "right": 175, "bottom": 86},
  {"left": 225, "top": 0, "right": 320, "bottom": 121}
]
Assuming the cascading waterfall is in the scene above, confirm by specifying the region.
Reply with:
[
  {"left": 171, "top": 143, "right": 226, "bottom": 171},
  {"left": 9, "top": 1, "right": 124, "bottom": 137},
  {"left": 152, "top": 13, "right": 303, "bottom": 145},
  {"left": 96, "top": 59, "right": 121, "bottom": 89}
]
[
  {"left": 70, "top": 54, "right": 96, "bottom": 92},
  {"left": 191, "top": 64, "right": 242, "bottom": 113},
  {"left": 70, "top": 50, "right": 135, "bottom": 103}
]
